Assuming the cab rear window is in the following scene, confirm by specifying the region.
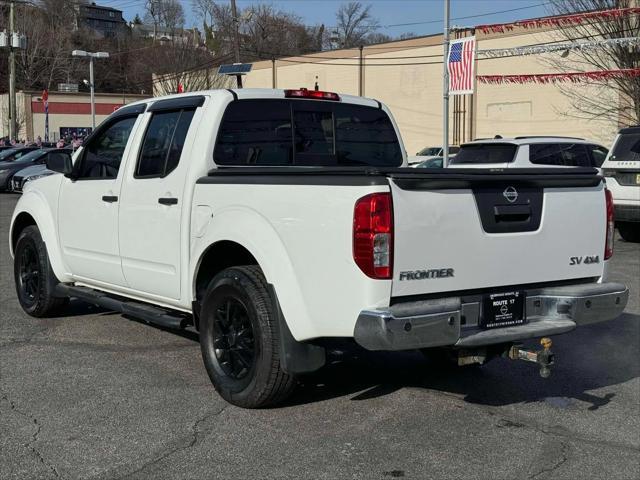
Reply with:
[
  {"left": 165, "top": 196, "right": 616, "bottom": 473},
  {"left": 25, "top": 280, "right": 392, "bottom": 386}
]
[
  {"left": 449, "top": 144, "right": 517, "bottom": 164},
  {"left": 214, "top": 99, "right": 402, "bottom": 167}
]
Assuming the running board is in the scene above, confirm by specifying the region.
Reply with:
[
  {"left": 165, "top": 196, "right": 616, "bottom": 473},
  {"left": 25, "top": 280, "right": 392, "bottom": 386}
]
[{"left": 56, "top": 285, "right": 192, "bottom": 330}]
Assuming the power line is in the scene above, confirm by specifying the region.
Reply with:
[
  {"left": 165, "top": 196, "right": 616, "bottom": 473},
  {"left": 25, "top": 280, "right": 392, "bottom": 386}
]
[{"left": 240, "top": 25, "right": 639, "bottom": 66}]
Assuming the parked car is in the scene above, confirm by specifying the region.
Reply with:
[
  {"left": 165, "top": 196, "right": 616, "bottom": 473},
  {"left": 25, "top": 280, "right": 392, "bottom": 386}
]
[
  {"left": 408, "top": 145, "right": 459, "bottom": 166},
  {"left": 10, "top": 149, "right": 71, "bottom": 192},
  {"left": 448, "top": 137, "right": 608, "bottom": 169},
  {"left": 602, "top": 127, "right": 640, "bottom": 242},
  {"left": 0, "top": 146, "right": 39, "bottom": 163},
  {"left": 10, "top": 89, "right": 628, "bottom": 408},
  {"left": 0, "top": 148, "right": 53, "bottom": 191},
  {"left": 412, "top": 157, "right": 443, "bottom": 168}
]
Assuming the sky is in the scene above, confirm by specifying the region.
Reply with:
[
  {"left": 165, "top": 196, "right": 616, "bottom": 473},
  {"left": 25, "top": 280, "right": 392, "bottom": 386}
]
[{"left": 104, "top": 0, "right": 550, "bottom": 39}]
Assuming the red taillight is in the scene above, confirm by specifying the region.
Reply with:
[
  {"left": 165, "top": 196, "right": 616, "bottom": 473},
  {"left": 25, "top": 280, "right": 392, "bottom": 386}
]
[
  {"left": 353, "top": 193, "right": 393, "bottom": 279},
  {"left": 605, "top": 188, "right": 614, "bottom": 260},
  {"left": 284, "top": 88, "right": 341, "bottom": 101}
]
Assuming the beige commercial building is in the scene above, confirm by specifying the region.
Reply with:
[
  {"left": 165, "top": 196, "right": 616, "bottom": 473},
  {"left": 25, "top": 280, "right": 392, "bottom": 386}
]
[
  {"left": 235, "top": 26, "right": 623, "bottom": 155},
  {"left": 0, "top": 90, "right": 147, "bottom": 141}
]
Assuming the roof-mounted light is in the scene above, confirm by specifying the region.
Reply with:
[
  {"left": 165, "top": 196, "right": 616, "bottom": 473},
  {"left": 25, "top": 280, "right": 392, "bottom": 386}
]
[{"left": 284, "top": 88, "right": 341, "bottom": 101}]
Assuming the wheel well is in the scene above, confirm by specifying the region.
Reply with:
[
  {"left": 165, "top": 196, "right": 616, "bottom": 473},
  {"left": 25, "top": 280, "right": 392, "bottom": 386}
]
[
  {"left": 194, "top": 241, "right": 258, "bottom": 303},
  {"left": 11, "top": 212, "right": 36, "bottom": 251}
]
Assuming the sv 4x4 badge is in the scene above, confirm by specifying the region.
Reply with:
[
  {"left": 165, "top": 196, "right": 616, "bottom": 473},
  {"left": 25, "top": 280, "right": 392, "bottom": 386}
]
[{"left": 570, "top": 255, "right": 600, "bottom": 265}]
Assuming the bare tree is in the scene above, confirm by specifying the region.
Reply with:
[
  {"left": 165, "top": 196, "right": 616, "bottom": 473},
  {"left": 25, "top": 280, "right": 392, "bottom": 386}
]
[
  {"left": 160, "top": 0, "right": 185, "bottom": 35},
  {"left": 13, "top": 4, "right": 74, "bottom": 91},
  {"left": 547, "top": 0, "right": 640, "bottom": 125},
  {"left": 145, "top": 0, "right": 163, "bottom": 39},
  {"left": 334, "top": 2, "right": 379, "bottom": 48},
  {"left": 201, "top": 3, "right": 322, "bottom": 60}
]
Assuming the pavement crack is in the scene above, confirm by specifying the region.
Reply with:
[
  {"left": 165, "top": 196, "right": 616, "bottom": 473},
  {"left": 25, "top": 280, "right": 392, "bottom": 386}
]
[
  {"left": 0, "top": 392, "right": 63, "bottom": 479},
  {"left": 527, "top": 441, "right": 569, "bottom": 479},
  {"left": 111, "top": 406, "right": 228, "bottom": 480}
]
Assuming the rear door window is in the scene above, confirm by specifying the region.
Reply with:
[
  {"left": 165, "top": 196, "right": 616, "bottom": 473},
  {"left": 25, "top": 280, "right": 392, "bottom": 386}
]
[
  {"left": 214, "top": 99, "right": 402, "bottom": 167},
  {"left": 529, "top": 143, "right": 591, "bottom": 167},
  {"left": 135, "top": 109, "right": 196, "bottom": 178},
  {"left": 449, "top": 144, "right": 517, "bottom": 164}
]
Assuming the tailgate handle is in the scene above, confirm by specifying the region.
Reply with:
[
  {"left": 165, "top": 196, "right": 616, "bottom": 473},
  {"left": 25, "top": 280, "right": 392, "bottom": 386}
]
[{"left": 494, "top": 205, "right": 531, "bottom": 222}]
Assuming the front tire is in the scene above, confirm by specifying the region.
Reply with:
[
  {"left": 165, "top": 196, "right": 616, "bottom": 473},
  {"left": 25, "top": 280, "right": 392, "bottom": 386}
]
[
  {"left": 13, "top": 225, "right": 68, "bottom": 317},
  {"left": 199, "top": 265, "right": 295, "bottom": 408},
  {"left": 618, "top": 222, "right": 640, "bottom": 243}
]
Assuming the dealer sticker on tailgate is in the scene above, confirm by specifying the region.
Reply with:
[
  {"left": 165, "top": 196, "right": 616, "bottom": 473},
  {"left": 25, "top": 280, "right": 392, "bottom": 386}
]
[{"left": 481, "top": 291, "right": 526, "bottom": 329}]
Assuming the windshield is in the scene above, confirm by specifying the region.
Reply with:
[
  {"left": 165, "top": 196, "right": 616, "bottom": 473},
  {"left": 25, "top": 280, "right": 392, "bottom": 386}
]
[
  {"left": 417, "top": 147, "right": 441, "bottom": 156},
  {"left": 416, "top": 157, "right": 443, "bottom": 168},
  {"left": 11, "top": 149, "right": 45, "bottom": 163},
  {"left": 610, "top": 133, "right": 640, "bottom": 162},
  {"left": 449, "top": 144, "right": 517, "bottom": 164},
  {"left": 0, "top": 148, "right": 20, "bottom": 160},
  {"left": 214, "top": 99, "right": 403, "bottom": 167}
]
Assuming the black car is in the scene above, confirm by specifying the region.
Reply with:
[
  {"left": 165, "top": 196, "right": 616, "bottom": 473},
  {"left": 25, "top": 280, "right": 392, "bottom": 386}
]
[
  {"left": 0, "top": 148, "right": 70, "bottom": 191},
  {"left": 0, "top": 146, "right": 40, "bottom": 162}
]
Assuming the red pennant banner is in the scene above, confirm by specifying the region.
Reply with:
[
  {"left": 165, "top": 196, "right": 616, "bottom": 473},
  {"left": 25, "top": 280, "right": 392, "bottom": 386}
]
[
  {"left": 477, "top": 7, "right": 640, "bottom": 34},
  {"left": 477, "top": 68, "right": 640, "bottom": 85}
]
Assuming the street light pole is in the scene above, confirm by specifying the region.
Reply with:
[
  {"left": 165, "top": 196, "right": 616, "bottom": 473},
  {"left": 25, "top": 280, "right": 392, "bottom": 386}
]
[
  {"left": 89, "top": 56, "right": 95, "bottom": 129},
  {"left": 72, "top": 50, "right": 109, "bottom": 130},
  {"left": 442, "top": 0, "right": 450, "bottom": 167}
]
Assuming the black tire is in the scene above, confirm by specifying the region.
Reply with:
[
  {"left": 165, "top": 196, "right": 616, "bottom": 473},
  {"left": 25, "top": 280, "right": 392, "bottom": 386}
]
[
  {"left": 618, "top": 222, "right": 640, "bottom": 243},
  {"left": 199, "top": 265, "right": 295, "bottom": 408},
  {"left": 13, "top": 225, "right": 68, "bottom": 317}
]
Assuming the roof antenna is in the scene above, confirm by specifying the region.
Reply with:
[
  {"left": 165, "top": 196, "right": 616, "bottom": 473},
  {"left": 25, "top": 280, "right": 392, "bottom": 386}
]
[{"left": 314, "top": 76, "right": 319, "bottom": 91}]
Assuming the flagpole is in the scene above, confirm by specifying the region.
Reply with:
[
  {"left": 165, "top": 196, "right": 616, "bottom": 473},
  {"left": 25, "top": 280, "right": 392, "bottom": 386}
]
[{"left": 442, "top": 0, "right": 450, "bottom": 167}]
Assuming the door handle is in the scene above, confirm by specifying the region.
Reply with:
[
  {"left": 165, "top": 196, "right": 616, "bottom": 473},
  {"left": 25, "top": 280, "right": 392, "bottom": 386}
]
[
  {"left": 158, "top": 197, "right": 178, "bottom": 205},
  {"left": 102, "top": 195, "right": 118, "bottom": 203}
]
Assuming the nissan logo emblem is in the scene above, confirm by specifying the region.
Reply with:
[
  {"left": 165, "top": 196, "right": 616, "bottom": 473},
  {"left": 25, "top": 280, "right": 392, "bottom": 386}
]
[{"left": 503, "top": 186, "right": 518, "bottom": 203}]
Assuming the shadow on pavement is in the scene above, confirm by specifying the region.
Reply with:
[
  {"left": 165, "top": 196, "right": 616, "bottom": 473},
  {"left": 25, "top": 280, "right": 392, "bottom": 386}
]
[{"left": 287, "top": 313, "right": 640, "bottom": 410}]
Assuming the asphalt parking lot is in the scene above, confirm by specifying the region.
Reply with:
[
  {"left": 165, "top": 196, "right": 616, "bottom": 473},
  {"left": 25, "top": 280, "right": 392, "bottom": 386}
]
[{"left": 0, "top": 192, "right": 638, "bottom": 480}]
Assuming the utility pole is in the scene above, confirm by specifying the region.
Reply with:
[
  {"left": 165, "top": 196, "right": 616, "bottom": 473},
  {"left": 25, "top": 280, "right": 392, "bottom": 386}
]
[
  {"left": 9, "top": 0, "right": 16, "bottom": 141},
  {"left": 442, "top": 0, "right": 450, "bottom": 167},
  {"left": 230, "top": 0, "right": 242, "bottom": 88}
]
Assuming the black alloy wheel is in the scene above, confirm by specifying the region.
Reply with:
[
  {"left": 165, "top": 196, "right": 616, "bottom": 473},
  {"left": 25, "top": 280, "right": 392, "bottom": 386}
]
[
  {"left": 13, "top": 225, "right": 68, "bottom": 317},
  {"left": 199, "top": 265, "right": 296, "bottom": 408},
  {"left": 212, "top": 297, "right": 257, "bottom": 380},
  {"left": 18, "top": 242, "right": 40, "bottom": 307}
]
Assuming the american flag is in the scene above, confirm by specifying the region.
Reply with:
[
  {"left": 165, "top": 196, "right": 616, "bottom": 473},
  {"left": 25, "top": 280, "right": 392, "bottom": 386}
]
[{"left": 447, "top": 37, "right": 476, "bottom": 95}]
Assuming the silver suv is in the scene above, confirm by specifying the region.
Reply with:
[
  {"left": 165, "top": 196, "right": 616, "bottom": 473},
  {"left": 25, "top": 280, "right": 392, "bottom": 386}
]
[{"left": 448, "top": 136, "right": 608, "bottom": 169}]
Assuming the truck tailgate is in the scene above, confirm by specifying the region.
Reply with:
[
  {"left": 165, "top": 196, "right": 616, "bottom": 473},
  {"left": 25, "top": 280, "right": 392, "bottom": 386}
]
[{"left": 389, "top": 169, "right": 606, "bottom": 297}]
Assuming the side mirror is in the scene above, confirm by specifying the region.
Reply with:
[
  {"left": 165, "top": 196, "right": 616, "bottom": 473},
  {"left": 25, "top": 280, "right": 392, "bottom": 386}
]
[{"left": 46, "top": 152, "right": 73, "bottom": 175}]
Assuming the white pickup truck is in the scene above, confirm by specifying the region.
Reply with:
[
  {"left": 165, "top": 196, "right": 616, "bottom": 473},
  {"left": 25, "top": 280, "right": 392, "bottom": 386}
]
[{"left": 10, "top": 89, "right": 629, "bottom": 408}]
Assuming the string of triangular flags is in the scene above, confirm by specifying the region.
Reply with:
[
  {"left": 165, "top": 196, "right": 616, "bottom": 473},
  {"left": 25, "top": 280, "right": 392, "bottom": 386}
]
[
  {"left": 477, "top": 36, "right": 640, "bottom": 58},
  {"left": 476, "top": 7, "right": 640, "bottom": 34},
  {"left": 469, "top": 6, "right": 640, "bottom": 86},
  {"left": 478, "top": 68, "right": 640, "bottom": 85}
]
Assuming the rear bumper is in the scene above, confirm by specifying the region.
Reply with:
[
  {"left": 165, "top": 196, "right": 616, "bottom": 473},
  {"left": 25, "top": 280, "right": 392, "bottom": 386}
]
[{"left": 354, "top": 282, "right": 629, "bottom": 351}]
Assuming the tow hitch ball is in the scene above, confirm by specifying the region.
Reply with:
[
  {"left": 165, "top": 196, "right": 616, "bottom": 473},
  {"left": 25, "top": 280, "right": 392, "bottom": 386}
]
[{"left": 509, "top": 338, "right": 554, "bottom": 378}]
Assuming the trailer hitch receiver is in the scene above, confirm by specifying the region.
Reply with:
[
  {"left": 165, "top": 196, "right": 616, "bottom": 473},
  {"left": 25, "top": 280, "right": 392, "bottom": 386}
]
[{"left": 509, "top": 338, "right": 554, "bottom": 378}]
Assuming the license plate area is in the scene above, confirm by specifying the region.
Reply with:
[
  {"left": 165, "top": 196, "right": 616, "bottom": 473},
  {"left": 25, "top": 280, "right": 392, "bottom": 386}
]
[{"left": 481, "top": 291, "right": 526, "bottom": 329}]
